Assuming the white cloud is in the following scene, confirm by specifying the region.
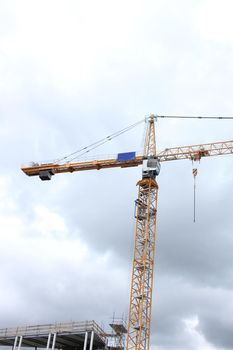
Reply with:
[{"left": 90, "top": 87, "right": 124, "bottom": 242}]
[
  {"left": 31, "top": 204, "right": 68, "bottom": 239},
  {"left": 0, "top": 174, "right": 127, "bottom": 327},
  {"left": 197, "top": 0, "right": 233, "bottom": 44},
  {"left": 183, "top": 316, "right": 217, "bottom": 350},
  {"left": 1, "top": 0, "right": 145, "bottom": 92},
  {"left": 0, "top": 177, "right": 16, "bottom": 211}
]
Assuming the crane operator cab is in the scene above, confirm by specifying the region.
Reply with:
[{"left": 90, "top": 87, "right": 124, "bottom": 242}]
[{"left": 142, "top": 157, "right": 160, "bottom": 179}]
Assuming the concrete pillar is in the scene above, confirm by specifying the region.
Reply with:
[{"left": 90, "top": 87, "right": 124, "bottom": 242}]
[
  {"left": 89, "top": 331, "right": 94, "bottom": 350},
  {"left": 83, "top": 332, "right": 88, "bottom": 350},
  {"left": 51, "top": 333, "right": 57, "bottom": 350},
  {"left": 17, "top": 336, "right": 23, "bottom": 350},
  {"left": 46, "top": 333, "right": 52, "bottom": 350},
  {"left": 13, "top": 336, "right": 18, "bottom": 350}
]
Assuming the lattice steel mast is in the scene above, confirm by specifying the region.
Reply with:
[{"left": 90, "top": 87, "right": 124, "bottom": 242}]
[{"left": 126, "top": 115, "right": 160, "bottom": 350}]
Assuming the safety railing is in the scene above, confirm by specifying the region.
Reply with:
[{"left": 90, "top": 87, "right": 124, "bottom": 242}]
[{"left": 0, "top": 321, "right": 106, "bottom": 343}]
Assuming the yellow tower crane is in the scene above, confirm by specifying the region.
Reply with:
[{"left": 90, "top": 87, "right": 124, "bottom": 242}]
[{"left": 21, "top": 114, "right": 233, "bottom": 350}]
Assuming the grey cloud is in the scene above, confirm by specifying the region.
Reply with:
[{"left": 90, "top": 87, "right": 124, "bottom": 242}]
[
  {"left": 1, "top": 1, "right": 233, "bottom": 350},
  {"left": 199, "top": 314, "right": 233, "bottom": 349}
]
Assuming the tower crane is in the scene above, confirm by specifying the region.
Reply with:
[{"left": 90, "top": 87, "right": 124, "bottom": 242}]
[{"left": 21, "top": 114, "right": 233, "bottom": 350}]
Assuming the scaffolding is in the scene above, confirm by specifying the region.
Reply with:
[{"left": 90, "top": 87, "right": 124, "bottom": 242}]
[{"left": 106, "top": 318, "right": 127, "bottom": 350}]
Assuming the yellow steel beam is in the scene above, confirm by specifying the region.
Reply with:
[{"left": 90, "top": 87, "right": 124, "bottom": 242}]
[
  {"left": 21, "top": 156, "right": 144, "bottom": 177},
  {"left": 157, "top": 140, "right": 233, "bottom": 162},
  {"left": 21, "top": 140, "right": 233, "bottom": 178},
  {"left": 126, "top": 178, "right": 158, "bottom": 350}
]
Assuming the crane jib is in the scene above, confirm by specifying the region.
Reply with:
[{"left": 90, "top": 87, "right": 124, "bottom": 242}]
[{"left": 21, "top": 140, "right": 233, "bottom": 180}]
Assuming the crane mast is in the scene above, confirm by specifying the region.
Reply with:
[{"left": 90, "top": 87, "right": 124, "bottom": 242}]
[{"left": 126, "top": 116, "right": 159, "bottom": 350}]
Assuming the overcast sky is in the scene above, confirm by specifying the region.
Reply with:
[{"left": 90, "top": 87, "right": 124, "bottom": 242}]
[{"left": 1, "top": 1, "right": 233, "bottom": 350}]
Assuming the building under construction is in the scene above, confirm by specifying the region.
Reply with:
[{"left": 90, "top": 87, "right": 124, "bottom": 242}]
[
  {"left": 0, "top": 321, "right": 105, "bottom": 350},
  {"left": 0, "top": 320, "right": 127, "bottom": 350}
]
